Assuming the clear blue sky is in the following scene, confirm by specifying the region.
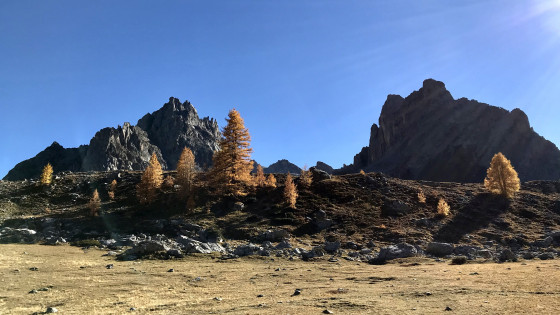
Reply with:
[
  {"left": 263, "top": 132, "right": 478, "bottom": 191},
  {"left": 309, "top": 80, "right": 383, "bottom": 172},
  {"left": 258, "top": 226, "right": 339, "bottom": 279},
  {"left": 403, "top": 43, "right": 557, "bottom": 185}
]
[{"left": 1, "top": 0, "right": 560, "bottom": 178}]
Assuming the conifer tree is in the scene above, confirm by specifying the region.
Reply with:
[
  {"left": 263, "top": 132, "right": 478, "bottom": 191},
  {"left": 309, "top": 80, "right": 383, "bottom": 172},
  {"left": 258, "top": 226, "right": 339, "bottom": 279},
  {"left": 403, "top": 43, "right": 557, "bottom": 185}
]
[
  {"left": 300, "top": 165, "right": 312, "bottom": 188},
  {"left": 89, "top": 189, "right": 101, "bottom": 216},
  {"left": 108, "top": 179, "right": 117, "bottom": 200},
  {"left": 484, "top": 152, "right": 520, "bottom": 198},
  {"left": 437, "top": 198, "right": 450, "bottom": 217},
  {"left": 254, "top": 165, "right": 266, "bottom": 187},
  {"left": 136, "top": 153, "right": 164, "bottom": 204},
  {"left": 266, "top": 174, "right": 277, "bottom": 188},
  {"left": 176, "top": 147, "right": 197, "bottom": 194},
  {"left": 210, "top": 109, "right": 254, "bottom": 196},
  {"left": 40, "top": 163, "right": 53, "bottom": 185},
  {"left": 284, "top": 173, "right": 298, "bottom": 208}
]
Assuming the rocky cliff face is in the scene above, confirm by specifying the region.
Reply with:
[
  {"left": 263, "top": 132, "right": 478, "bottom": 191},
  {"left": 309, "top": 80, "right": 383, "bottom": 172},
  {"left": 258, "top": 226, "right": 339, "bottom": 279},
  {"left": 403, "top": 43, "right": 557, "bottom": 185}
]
[
  {"left": 4, "top": 98, "right": 220, "bottom": 180},
  {"left": 342, "top": 79, "right": 560, "bottom": 182},
  {"left": 137, "top": 97, "right": 220, "bottom": 169}
]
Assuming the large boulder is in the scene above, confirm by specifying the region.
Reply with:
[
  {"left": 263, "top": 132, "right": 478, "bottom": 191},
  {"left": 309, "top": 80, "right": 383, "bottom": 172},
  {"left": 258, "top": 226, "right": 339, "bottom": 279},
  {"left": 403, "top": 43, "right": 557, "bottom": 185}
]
[
  {"left": 426, "top": 242, "right": 454, "bottom": 257},
  {"left": 375, "top": 243, "right": 418, "bottom": 261},
  {"left": 0, "top": 228, "right": 39, "bottom": 243},
  {"left": 176, "top": 236, "right": 225, "bottom": 254}
]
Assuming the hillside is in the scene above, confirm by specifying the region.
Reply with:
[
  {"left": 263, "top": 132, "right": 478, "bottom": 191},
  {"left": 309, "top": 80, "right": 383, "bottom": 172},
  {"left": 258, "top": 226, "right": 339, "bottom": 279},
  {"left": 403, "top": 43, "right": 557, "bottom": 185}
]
[{"left": 1, "top": 170, "right": 559, "bottom": 262}]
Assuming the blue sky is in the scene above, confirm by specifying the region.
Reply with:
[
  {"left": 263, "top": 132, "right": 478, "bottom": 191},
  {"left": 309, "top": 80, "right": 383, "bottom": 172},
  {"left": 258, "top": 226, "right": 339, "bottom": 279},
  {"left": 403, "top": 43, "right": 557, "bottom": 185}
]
[{"left": 1, "top": 0, "right": 560, "bottom": 178}]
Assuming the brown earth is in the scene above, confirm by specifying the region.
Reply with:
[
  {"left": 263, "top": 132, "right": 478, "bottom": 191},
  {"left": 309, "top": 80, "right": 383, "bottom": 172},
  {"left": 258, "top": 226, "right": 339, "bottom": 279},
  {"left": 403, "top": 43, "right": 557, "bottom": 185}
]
[{"left": 1, "top": 244, "right": 560, "bottom": 314}]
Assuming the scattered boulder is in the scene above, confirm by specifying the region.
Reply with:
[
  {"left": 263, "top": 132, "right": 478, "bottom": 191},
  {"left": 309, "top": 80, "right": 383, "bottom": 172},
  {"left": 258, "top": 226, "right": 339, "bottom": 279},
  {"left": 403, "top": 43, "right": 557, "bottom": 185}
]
[
  {"left": 176, "top": 236, "right": 225, "bottom": 254},
  {"left": 538, "top": 252, "right": 555, "bottom": 260},
  {"left": 274, "top": 240, "right": 292, "bottom": 250},
  {"left": 256, "top": 229, "right": 290, "bottom": 242},
  {"left": 375, "top": 243, "right": 417, "bottom": 262},
  {"left": 309, "top": 167, "right": 332, "bottom": 181},
  {"left": 381, "top": 198, "right": 410, "bottom": 217},
  {"left": 532, "top": 236, "right": 553, "bottom": 248},
  {"left": 324, "top": 241, "right": 341, "bottom": 253},
  {"left": 233, "top": 243, "right": 263, "bottom": 257},
  {"left": 0, "top": 227, "right": 39, "bottom": 243},
  {"left": 498, "top": 249, "right": 517, "bottom": 262},
  {"left": 124, "top": 240, "right": 170, "bottom": 257},
  {"left": 426, "top": 242, "right": 454, "bottom": 257}
]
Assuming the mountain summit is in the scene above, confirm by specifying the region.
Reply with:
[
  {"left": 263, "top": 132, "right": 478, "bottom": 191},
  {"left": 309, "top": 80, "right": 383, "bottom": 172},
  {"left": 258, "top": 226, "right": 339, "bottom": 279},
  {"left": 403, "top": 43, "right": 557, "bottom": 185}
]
[
  {"left": 341, "top": 79, "right": 560, "bottom": 182},
  {"left": 4, "top": 98, "right": 220, "bottom": 180}
]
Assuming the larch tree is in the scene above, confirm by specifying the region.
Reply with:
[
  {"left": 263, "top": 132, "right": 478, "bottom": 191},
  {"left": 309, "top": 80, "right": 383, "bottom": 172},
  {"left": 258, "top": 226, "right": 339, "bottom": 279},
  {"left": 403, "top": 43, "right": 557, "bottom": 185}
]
[
  {"left": 254, "top": 165, "right": 266, "bottom": 187},
  {"left": 176, "top": 147, "right": 197, "bottom": 195},
  {"left": 108, "top": 179, "right": 117, "bottom": 200},
  {"left": 89, "top": 189, "right": 101, "bottom": 216},
  {"left": 284, "top": 173, "right": 298, "bottom": 208},
  {"left": 265, "top": 174, "right": 277, "bottom": 188},
  {"left": 484, "top": 152, "right": 520, "bottom": 199},
  {"left": 136, "top": 153, "right": 164, "bottom": 204},
  {"left": 40, "top": 163, "right": 53, "bottom": 185},
  {"left": 209, "top": 109, "right": 254, "bottom": 196},
  {"left": 299, "top": 165, "right": 312, "bottom": 188}
]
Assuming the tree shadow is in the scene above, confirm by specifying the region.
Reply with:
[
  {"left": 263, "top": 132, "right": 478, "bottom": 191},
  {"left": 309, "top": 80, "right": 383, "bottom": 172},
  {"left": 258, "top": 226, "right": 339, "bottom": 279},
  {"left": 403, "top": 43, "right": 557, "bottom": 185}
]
[{"left": 433, "top": 193, "right": 511, "bottom": 243}]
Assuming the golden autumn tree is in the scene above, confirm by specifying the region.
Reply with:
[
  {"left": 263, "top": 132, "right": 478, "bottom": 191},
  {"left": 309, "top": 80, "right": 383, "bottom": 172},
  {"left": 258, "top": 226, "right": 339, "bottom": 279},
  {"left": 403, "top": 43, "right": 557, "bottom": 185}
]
[
  {"left": 136, "top": 153, "right": 164, "bottom": 204},
  {"left": 40, "top": 163, "right": 53, "bottom": 185},
  {"left": 299, "top": 165, "right": 312, "bottom": 188},
  {"left": 89, "top": 189, "right": 101, "bottom": 216},
  {"left": 437, "top": 198, "right": 450, "bottom": 217},
  {"left": 265, "top": 174, "right": 277, "bottom": 188},
  {"left": 108, "top": 179, "right": 117, "bottom": 200},
  {"left": 484, "top": 152, "right": 520, "bottom": 198},
  {"left": 284, "top": 173, "right": 298, "bottom": 208},
  {"left": 176, "top": 147, "right": 197, "bottom": 195},
  {"left": 254, "top": 165, "right": 266, "bottom": 187},
  {"left": 209, "top": 109, "right": 254, "bottom": 196}
]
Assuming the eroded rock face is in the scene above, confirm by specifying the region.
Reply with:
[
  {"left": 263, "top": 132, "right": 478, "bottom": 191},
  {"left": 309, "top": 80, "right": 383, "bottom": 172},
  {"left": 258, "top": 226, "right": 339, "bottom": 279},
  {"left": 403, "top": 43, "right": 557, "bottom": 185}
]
[
  {"left": 137, "top": 97, "right": 220, "bottom": 169},
  {"left": 4, "top": 97, "right": 221, "bottom": 180},
  {"left": 342, "top": 79, "right": 560, "bottom": 182},
  {"left": 82, "top": 123, "right": 166, "bottom": 171}
]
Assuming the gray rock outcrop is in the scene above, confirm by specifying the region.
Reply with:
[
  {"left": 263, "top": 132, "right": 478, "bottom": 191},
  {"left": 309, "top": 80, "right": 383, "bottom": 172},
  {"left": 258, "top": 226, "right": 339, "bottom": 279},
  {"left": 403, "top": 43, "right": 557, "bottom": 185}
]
[
  {"left": 340, "top": 79, "right": 560, "bottom": 182},
  {"left": 4, "top": 97, "right": 221, "bottom": 180}
]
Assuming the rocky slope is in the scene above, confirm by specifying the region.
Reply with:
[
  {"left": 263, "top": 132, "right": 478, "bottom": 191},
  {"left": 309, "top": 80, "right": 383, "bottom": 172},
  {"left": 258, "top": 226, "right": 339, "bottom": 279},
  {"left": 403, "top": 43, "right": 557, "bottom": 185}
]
[
  {"left": 1, "top": 171, "right": 559, "bottom": 262},
  {"left": 341, "top": 79, "right": 560, "bottom": 182},
  {"left": 4, "top": 98, "right": 220, "bottom": 180}
]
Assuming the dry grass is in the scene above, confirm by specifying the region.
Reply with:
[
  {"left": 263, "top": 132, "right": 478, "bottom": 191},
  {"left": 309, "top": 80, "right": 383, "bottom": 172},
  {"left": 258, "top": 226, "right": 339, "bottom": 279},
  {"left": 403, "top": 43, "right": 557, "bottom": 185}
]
[{"left": 1, "top": 245, "right": 560, "bottom": 314}]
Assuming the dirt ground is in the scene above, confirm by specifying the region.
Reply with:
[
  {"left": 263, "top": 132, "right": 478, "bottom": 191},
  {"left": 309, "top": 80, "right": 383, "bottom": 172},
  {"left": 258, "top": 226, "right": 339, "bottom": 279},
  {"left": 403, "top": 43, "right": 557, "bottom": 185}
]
[{"left": 1, "top": 245, "right": 559, "bottom": 314}]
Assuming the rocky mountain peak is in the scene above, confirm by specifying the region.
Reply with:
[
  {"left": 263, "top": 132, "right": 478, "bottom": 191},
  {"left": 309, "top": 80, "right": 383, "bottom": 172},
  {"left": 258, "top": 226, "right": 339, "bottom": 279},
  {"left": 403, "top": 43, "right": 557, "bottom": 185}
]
[
  {"left": 4, "top": 97, "right": 221, "bottom": 180},
  {"left": 341, "top": 79, "right": 560, "bottom": 182}
]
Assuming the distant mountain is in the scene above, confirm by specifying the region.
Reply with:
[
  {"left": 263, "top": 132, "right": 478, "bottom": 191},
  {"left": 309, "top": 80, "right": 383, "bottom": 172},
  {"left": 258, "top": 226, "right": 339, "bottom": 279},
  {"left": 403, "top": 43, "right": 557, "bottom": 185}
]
[
  {"left": 314, "top": 161, "right": 334, "bottom": 174},
  {"left": 264, "top": 159, "right": 301, "bottom": 174},
  {"left": 338, "top": 79, "right": 560, "bottom": 182},
  {"left": 4, "top": 97, "right": 220, "bottom": 180}
]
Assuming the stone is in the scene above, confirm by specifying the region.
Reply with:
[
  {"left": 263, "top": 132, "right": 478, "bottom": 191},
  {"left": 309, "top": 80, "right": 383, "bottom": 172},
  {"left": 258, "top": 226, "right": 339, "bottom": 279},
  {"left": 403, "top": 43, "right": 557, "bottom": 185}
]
[
  {"left": 0, "top": 227, "right": 38, "bottom": 243},
  {"left": 309, "top": 167, "right": 332, "bottom": 181},
  {"left": 257, "top": 229, "right": 290, "bottom": 242},
  {"left": 46, "top": 307, "right": 58, "bottom": 313},
  {"left": 106, "top": 264, "right": 114, "bottom": 269},
  {"left": 538, "top": 252, "right": 555, "bottom": 260},
  {"left": 323, "top": 309, "right": 334, "bottom": 314},
  {"left": 324, "top": 241, "right": 341, "bottom": 253},
  {"left": 381, "top": 198, "right": 410, "bottom": 217},
  {"left": 477, "top": 249, "right": 493, "bottom": 259},
  {"left": 314, "top": 161, "right": 334, "bottom": 174},
  {"left": 232, "top": 202, "right": 244, "bottom": 212},
  {"left": 375, "top": 243, "right": 418, "bottom": 261},
  {"left": 337, "top": 79, "right": 560, "bottom": 182},
  {"left": 453, "top": 245, "right": 479, "bottom": 258},
  {"left": 125, "top": 240, "right": 170, "bottom": 257},
  {"left": 274, "top": 241, "right": 292, "bottom": 250},
  {"left": 176, "top": 236, "right": 225, "bottom": 254},
  {"left": 167, "top": 249, "right": 184, "bottom": 258},
  {"left": 233, "top": 243, "right": 263, "bottom": 257},
  {"left": 499, "top": 249, "right": 517, "bottom": 262},
  {"left": 426, "top": 242, "right": 454, "bottom": 257},
  {"left": 292, "top": 289, "right": 302, "bottom": 296},
  {"left": 532, "top": 236, "right": 553, "bottom": 248}
]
